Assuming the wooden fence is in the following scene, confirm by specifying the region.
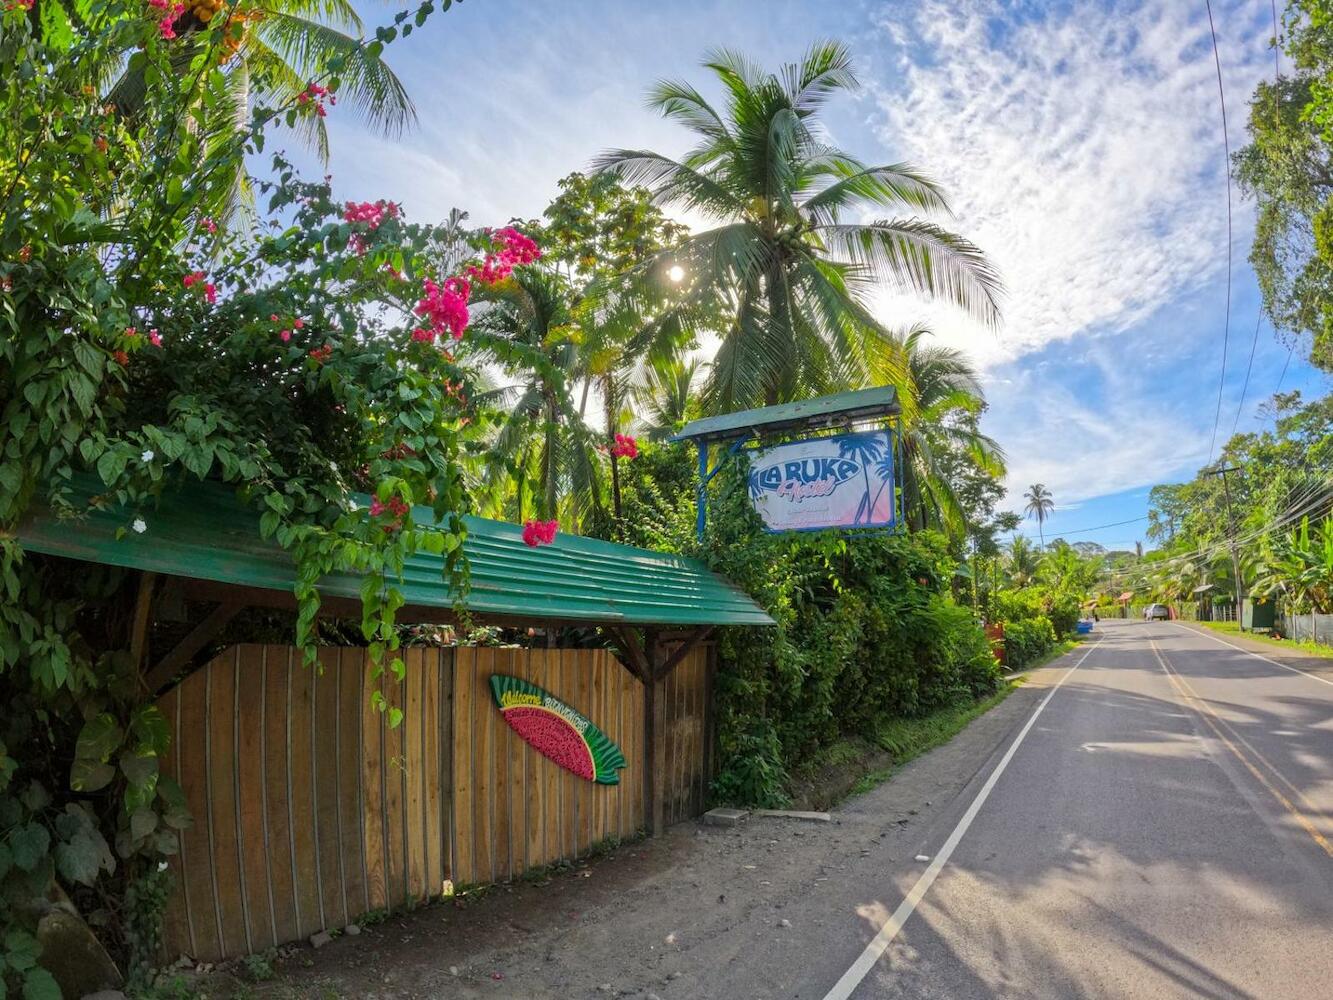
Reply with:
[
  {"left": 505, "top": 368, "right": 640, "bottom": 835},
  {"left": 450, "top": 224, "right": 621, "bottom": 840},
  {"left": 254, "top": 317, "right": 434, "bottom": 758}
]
[{"left": 156, "top": 642, "right": 712, "bottom": 962}]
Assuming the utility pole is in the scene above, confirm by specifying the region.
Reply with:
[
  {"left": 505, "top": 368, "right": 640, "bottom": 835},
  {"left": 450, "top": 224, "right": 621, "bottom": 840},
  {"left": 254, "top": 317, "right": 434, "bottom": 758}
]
[{"left": 1207, "top": 465, "right": 1245, "bottom": 627}]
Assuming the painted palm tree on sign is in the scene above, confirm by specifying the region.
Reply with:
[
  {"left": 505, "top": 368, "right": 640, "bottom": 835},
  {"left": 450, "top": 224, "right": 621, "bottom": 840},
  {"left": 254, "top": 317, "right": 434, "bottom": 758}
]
[
  {"left": 594, "top": 41, "right": 1002, "bottom": 414},
  {"left": 1023, "top": 483, "right": 1055, "bottom": 550},
  {"left": 837, "top": 433, "right": 887, "bottom": 525}
]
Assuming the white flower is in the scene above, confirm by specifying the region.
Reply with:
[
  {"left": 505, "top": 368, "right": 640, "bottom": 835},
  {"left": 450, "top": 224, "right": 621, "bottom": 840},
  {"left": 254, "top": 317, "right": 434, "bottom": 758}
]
[
  {"left": 132, "top": 518, "right": 147, "bottom": 534},
  {"left": 141, "top": 449, "right": 155, "bottom": 463},
  {"left": 157, "top": 861, "right": 169, "bottom": 872}
]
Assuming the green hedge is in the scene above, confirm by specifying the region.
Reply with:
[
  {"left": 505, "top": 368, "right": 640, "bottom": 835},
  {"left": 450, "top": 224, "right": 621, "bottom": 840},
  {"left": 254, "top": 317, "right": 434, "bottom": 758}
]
[{"left": 1003, "top": 616, "right": 1058, "bottom": 668}]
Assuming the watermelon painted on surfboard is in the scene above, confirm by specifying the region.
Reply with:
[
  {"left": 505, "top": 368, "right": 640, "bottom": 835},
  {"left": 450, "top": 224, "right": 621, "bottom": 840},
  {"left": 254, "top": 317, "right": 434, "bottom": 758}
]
[{"left": 489, "top": 675, "right": 627, "bottom": 784}]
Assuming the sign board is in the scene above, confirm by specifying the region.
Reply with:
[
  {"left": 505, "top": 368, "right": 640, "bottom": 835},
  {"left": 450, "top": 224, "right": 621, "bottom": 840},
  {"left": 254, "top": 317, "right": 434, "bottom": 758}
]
[
  {"left": 746, "top": 429, "right": 894, "bottom": 532},
  {"left": 490, "top": 675, "right": 626, "bottom": 784}
]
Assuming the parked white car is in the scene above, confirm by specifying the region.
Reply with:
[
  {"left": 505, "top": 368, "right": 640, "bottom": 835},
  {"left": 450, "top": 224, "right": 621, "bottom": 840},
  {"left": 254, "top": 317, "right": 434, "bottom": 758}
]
[{"left": 1143, "top": 603, "right": 1170, "bottom": 621}]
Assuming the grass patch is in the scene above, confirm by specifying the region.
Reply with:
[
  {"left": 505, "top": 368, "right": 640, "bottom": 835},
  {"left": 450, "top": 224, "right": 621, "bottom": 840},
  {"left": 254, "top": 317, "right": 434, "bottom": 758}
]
[
  {"left": 1006, "top": 637, "right": 1080, "bottom": 675},
  {"left": 1196, "top": 620, "right": 1333, "bottom": 660},
  {"left": 846, "top": 681, "right": 1022, "bottom": 799}
]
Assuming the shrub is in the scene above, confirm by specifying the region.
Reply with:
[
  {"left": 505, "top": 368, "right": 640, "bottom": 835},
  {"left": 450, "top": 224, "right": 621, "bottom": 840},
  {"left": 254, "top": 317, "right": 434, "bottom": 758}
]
[
  {"left": 1003, "top": 616, "right": 1057, "bottom": 668},
  {"left": 1044, "top": 594, "right": 1081, "bottom": 638}
]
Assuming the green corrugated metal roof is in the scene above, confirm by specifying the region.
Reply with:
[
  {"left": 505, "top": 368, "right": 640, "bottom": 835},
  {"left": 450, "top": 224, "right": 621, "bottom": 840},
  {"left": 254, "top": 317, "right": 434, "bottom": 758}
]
[
  {"left": 669, "top": 386, "right": 900, "bottom": 444},
  {"left": 13, "top": 479, "right": 773, "bottom": 627}
]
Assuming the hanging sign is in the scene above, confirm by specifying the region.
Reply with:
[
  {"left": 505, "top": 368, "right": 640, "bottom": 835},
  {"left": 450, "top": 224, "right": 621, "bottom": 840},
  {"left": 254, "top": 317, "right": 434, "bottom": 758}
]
[
  {"left": 747, "top": 429, "right": 894, "bottom": 532},
  {"left": 489, "top": 675, "right": 626, "bottom": 784}
]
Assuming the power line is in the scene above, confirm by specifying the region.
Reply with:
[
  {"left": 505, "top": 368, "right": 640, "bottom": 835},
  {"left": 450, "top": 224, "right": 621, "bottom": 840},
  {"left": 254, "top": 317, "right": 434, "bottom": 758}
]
[
  {"left": 1012, "top": 515, "right": 1149, "bottom": 540},
  {"left": 1231, "top": 311, "right": 1262, "bottom": 437},
  {"left": 1205, "top": 0, "right": 1234, "bottom": 465}
]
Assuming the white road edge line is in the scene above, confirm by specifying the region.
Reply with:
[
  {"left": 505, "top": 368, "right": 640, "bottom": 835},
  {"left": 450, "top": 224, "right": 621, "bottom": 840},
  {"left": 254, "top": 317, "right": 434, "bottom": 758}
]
[
  {"left": 820, "top": 636, "right": 1105, "bottom": 1000},
  {"left": 1170, "top": 622, "right": 1333, "bottom": 689}
]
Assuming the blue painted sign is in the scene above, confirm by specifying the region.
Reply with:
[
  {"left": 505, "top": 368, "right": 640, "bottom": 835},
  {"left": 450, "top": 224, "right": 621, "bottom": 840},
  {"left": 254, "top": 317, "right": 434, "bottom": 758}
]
[{"left": 747, "top": 430, "right": 895, "bottom": 532}]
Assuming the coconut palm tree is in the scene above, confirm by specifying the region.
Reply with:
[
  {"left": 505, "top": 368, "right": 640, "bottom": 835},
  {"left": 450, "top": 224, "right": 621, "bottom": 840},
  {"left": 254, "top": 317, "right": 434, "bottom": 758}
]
[
  {"left": 1006, "top": 536, "right": 1040, "bottom": 588},
  {"left": 1023, "top": 483, "right": 1055, "bottom": 549},
  {"left": 634, "top": 357, "right": 703, "bottom": 441},
  {"left": 466, "top": 266, "right": 605, "bottom": 529},
  {"left": 594, "top": 41, "right": 1001, "bottom": 414},
  {"left": 876, "top": 326, "right": 1005, "bottom": 534},
  {"left": 98, "top": 0, "right": 415, "bottom": 222}
]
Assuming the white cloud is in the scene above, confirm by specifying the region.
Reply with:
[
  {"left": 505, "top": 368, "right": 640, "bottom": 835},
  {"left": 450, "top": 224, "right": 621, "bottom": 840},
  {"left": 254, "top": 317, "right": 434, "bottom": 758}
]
[{"left": 863, "top": 0, "right": 1274, "bottom": 369}]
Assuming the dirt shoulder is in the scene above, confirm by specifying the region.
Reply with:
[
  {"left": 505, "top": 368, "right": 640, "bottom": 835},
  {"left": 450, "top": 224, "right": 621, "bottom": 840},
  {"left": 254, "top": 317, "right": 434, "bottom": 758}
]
[{"left": 177, "top": 658, "right": 1078, "bottom": 1000}]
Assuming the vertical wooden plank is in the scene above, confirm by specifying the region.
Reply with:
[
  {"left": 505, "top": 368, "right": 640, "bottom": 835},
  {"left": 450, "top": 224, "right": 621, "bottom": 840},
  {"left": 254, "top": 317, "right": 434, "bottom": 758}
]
[
  {"left": 538, "top": 649, "right": 560, "bottom": 867},
  {"left": 176, "top": 668, "right": 219, "bottom": 960},
  {"left": 360, "top": 654, "right": 387, "bottom": 912},
  {"left": 441, "top": 648, "right": 455, "bottom": 883},
  {"left": 472, "top": 647, "right": 494, "bottom": 884},
  {"left": 382, "top": 661, "right": 406, "bottom": 907},
  {"left": 337, "top": 646, "right": 366, "bottom": 918},
  {"left": 422, "top": 650, "right": 442, "bottom": 899},
  {"left": 157, "top": 681, "right": 190, "bottom": 959},
  {"left": 207, "top": 647, "right": 247, "bottom": 956},
  {"left": 314, "top": 649, "right": 343, "bottom": 927},
  {"left": 452, "top": 648, "right": 475, "bottom": 885},
  {"left": 492, "top": 648, "right": 513, "bottom": 882},
  {"left": 236, "top": 646, "right": 274, "bottom": 951},
  {"left": 509, "top": 648, "right": 528, "bottom": 876},
  {"left": 592, "top": 653, "right": 607, "bottom": 843},
  {"left": 617, "top": 661, "right": 632, "bottom": 839},
  {"left": 576, "top": 650, "right": 595, "bottom": 855},
  {"left": 404, "top": 648, "right": 427, "bottom": 900},
  {"left": 264, "top": 649, "right": 297, "bottom": 946},
  {"left": 288, "top": 649, "right": 320, "bottom": 938},
  {"left": 521, "top": 648, "right": 544, "bottom": 870},
  {"left": 560, "top": 648, "right": 577, "bottom": 860}
]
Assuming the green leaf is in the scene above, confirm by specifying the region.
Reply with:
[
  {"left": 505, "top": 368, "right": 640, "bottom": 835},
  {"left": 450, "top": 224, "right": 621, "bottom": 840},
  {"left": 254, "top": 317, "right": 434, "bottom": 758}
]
[
  {"left": 130, "top": 705, "right": 170, "bottom": 756},
  {"left": 95, "top": 448, "right": 127, "bottom": 486},
  {"left": 54, "top": 828, "right": 112, "bottom": 886},
  {"left": 130, "top": 807, "right": 157, "bottom": 841},
  {"left": 75, "top": 714, "right": 122, "bottom": 762},
  {"left": 8, "top": 822, "right": 49, "bottom": 872},
  {"left": 119, "top": 752, "right": 159, "bottom": 787},
  {"left": 69, "top": 759, "right": 114, "bottom": 793},
  {"left": 387, "top": 707, "right": 404, "bottom": 728},
  {"left": 22, "top": 967, "right": 61, "bottom": 1000}
]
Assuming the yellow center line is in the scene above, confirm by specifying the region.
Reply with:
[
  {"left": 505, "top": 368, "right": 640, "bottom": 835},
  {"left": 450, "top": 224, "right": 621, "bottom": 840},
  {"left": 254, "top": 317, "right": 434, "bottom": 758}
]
[{"left": 1150, "top": 639, "right": 1333, "bottom": 860}]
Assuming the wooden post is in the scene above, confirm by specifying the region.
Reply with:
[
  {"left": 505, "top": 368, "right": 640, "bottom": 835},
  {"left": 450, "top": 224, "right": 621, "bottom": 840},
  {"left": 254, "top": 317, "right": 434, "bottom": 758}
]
[{"left": 643, "top": 629, "right": 662, "bottom": 836}]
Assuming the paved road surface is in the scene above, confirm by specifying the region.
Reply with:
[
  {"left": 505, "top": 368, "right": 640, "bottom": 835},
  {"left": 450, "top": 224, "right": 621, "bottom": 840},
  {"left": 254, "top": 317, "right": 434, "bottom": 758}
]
[{"left": 818, "top": 619, "right": 1333, "bottom": 999}]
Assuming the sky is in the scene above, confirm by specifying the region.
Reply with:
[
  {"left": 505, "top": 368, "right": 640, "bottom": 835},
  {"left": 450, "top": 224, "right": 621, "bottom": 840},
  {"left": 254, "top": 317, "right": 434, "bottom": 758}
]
[{"left": 305, "top": 0, "right": 1327, "bottom": 551}]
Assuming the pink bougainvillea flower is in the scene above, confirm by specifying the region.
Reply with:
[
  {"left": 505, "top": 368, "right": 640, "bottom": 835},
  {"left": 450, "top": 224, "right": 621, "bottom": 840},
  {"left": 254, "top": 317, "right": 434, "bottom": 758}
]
[
  {"left": 293, "top": 317, "right": 304, "bottom": 329},
  {"left": 279, "top": 329, "right": 291, "bottom": 342},
  {"left": 201, "top": 217, "right": 218, "bottom": 234},
  {"left": 414, "top": 275, "right": 470, "bottom": 342},
  {"left": 149, "top": 329, "right": 162, "bottom": 347},
  {"left": 309, "top": 344, "right": 332, "bottom": 364},
  {"left": 522, "top": 519, "right": 559, "bottom": 547},
  {"left": 113, "top": 349, "right": 129, "bottom": 367},
  {"left": 611, "top": 433, "right": 639, "bottom": 459},
  {"left": 466, "top": 227, "right": 542, "bottom": 287},
  {"left": 204, "top": 282, "right": 217, "bottom": 304},
  {"left": 125, "top": 326, "right": 137, "bottom": 338}
]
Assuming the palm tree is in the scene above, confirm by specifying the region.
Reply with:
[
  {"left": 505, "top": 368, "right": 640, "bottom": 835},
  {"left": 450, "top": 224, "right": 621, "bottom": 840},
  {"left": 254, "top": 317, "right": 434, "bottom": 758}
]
[
  {"left": 1006, "top": 536, "right": 1040, "bottom": 588},
  {"left": 594, "top": 41, "right": 1001, "bottom": 414},
  {"left": 101, "top": 1, "right": 415, "bottom": 222},
  {"left": 877, "top": 327, "right": 1005, "bottom": 534},
  {"left": 1023, "top": 483, "right": 1055, "bottom": 550},
  {"left": 466, "top": 267, "right": 605, "bottom": 528},
  {"left": 634, "top": 357, "right": 703, "bottom": 441},
  {"left": 837, "top": 433, "right": 886, "bottom": 525}
]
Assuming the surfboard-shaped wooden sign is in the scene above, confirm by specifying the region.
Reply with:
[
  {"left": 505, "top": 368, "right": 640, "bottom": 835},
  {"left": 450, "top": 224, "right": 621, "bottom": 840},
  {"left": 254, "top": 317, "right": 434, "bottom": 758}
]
[{"left": 489, "top": 675, "right": 627, "bottom": 784}]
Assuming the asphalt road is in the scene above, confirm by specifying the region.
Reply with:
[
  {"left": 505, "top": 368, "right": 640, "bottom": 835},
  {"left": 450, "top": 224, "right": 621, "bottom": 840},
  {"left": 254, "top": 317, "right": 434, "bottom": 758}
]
[{"left": 820, "top": 619, "right": 1333, "bottom": 1000}]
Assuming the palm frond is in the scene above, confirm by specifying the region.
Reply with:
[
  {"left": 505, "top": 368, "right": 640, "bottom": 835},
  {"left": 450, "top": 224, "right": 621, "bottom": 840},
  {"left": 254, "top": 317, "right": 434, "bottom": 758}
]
[
  {"left": 782, "top": 40, "right": 857, "bottom": 116},
  {"left": 801, "top": 163, "right": 952, "bottom": 223},
  {"left": 255, "top": 13, "right": 416, "bottom": 137},
  {"left": 591, "top": 148, "right": 742, "bottom": 219},
  {"left": 816, "top": 219, "right": 1004, "bottom": 328}
]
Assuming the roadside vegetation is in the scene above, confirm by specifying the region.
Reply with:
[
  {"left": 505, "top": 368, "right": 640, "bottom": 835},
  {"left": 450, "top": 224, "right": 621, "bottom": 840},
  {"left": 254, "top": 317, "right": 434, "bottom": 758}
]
[{"left": 0, "top": 8, "right": 1091, "bottom": 993}]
